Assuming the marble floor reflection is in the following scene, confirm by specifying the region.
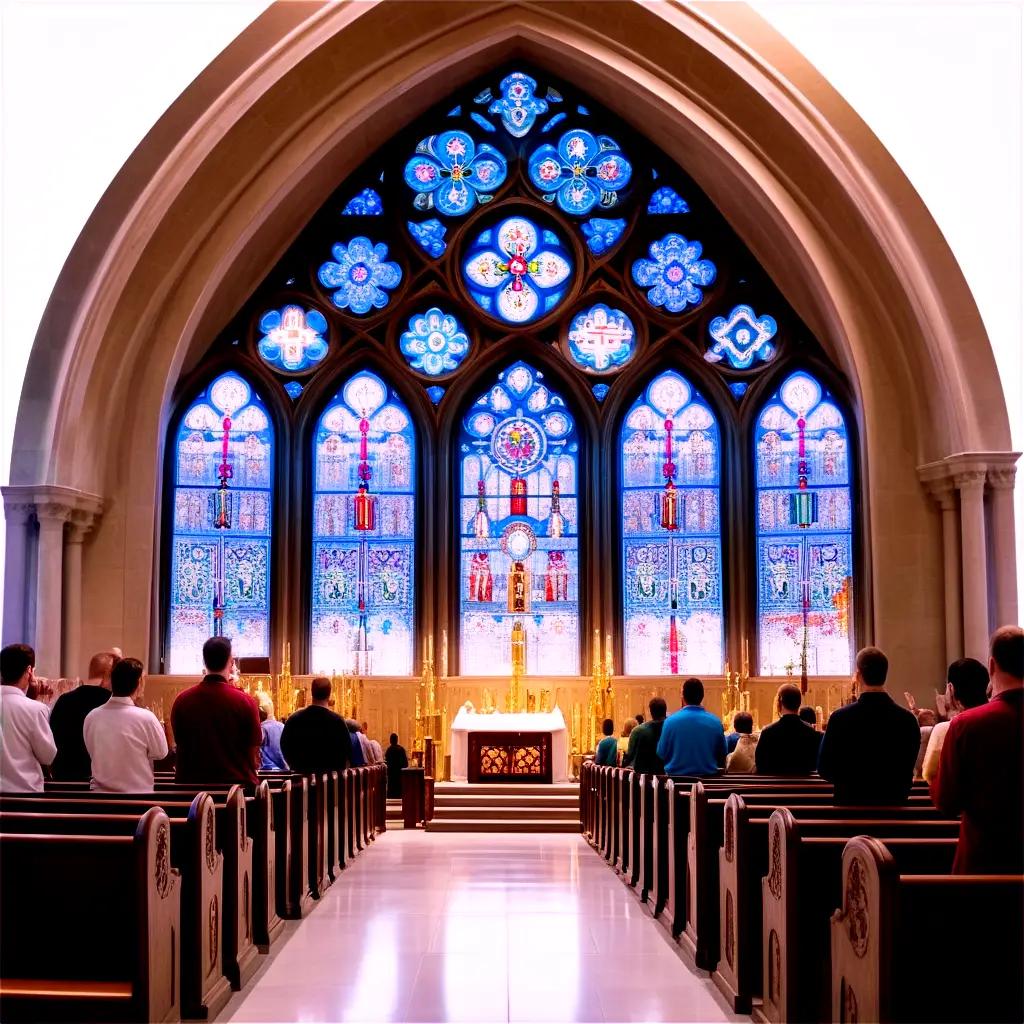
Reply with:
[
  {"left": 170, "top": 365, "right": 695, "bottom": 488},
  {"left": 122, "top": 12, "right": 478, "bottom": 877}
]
[{"left": 221, "top": 832, "right": 743, "bottom": 1023}]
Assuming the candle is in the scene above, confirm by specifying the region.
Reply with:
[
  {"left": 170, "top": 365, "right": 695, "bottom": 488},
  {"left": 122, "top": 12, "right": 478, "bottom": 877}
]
[
  {"left": 441, "top": 629, "right": 448, "bottom": 678},
  {"left": 428, "top": 632, "right": 434, "bottom": 664},
  {"left": 742, "top": 638, "right": 749, "bottom": 678},
  {"left": 605, "top": 633, "right": 613, "bottom": 676}
]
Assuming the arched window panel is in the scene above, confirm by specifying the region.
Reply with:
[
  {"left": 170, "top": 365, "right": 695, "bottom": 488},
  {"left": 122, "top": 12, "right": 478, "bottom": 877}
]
[
  {"left": 168, "top": 371, "right": 273, "bottom": 673},
  {"left": 459, "top": 361, "right": 580, "bottom": 675},
  {"left": 621, "top": 370, "right": 723, "bottom": 675},
  {"left": 311, "top": 371, "right": 416, "bottom": 675},
  {"left": 755, "top": 370, "right": 854, "bottom": 676}
]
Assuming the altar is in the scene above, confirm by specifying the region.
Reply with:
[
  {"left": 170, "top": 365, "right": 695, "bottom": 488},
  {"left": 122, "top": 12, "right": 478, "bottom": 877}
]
[{"left": 449, "top": 707, "right": 571, "bottom": 784}]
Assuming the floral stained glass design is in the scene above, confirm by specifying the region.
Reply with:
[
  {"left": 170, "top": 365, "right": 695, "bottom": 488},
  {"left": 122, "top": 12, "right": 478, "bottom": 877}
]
[
  {"left": 755, "top": 370, "right": 853, "bottom": 676},
  {"left": 460, "top": 362, "right": 580, "bottom": 675},
  {"left": 403, "top": 131, "right": 507, "bottom": 216},
  {"left": 648, "top": 187, "right": 689, "bottom": 215},
  {"left": 257, "top": 305, "right": 329, "bottom": 373},
  {"left": 342, "top": 188, "right": 383, "bottom": 216},
  {"left": 621, "top": 370, "right": 723, "bottom": 674},
  {"left": 169, "top": 371, "right": 273, "bottom": 672},
  {"left": 311, "top": 371, "right": 415, "bottom": 675},
  {"left": 318, "top": 237, "right": 402, "bottom": 314},
  {"left": 463, "top": 216, "right": 573, "bottom": 324},
  {"left": 399, "top": 307, "right": 471, "bottom": 377},
  {"left": 632, "top": 234, "right": 716, "bottom": 313},
  {"left": 488, "top": 71, "right": 550, "bottom": 137},
  {"left": 706, "top": 304, "right": 778, "bottom": 370},
  {"left": 581, "top": 217, "right": 626, "bottom": 256},
  {"left": 528, "top": 130, "right": 631, "bottom": 215},
  {"left": 566, "top": 303, "right": 635, "bottom": 373}
]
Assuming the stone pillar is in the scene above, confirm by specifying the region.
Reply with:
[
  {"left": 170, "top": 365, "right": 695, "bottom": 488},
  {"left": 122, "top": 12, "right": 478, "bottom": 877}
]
[
  {"left": 955, "top": 470, "right": 989, "bottom": 662},
  {"left": 988, "top": 467, "right": 1018, "bottom": 627},
  {"left": 2, "top": 502, "right": 35, "bottom": 645},
  {"left": 926, "top": 480, "right": 962, "bottom": 665},
  {"left": 62, "top": 513, "right": 97, "bottom": 677},
  {"left": 34, "top": 503, "right": 71, "bottom": 679}
]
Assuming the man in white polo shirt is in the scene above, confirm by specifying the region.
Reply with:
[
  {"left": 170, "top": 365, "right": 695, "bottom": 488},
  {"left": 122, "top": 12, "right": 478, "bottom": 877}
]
[
  {"left": 0, "top": 643, "right": 57, "bottom": 792},
  {"left": 84, "top": 657, "right": 168, "bottom": 792}
]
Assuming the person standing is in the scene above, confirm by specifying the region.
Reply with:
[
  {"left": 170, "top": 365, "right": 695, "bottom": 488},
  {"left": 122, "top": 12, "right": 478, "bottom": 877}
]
[
  {"left": 817, "top": 647, "right": 920, "bottom": 804},
  {"left": 170, "top": 637, "right": 262, "bottom": 786},
  {"left": 384, "top": 733, "right": 409, "bottom": 798},
  {"left": 921, "top": 658, "right": 989, "bottom": 783},
  {"left": 49, "top": 651, "right": 117, "bottom": 780},
  {"left": 932, "top": 626, "right": 1023, "bottom": 873},
  {"left": 281, "top": 678, "right": 353, "bottom": 775},
  {"left": 258, "top": 694, "right": 288, "bottom": 771},
  {"left": 361, "top": 721, "right": 384, "bottom": 764},
  {"left": 83, "top": 658, "right": 168, "bottom": 791},
  {"left": 755, "top": 683, "right": 822, "bottom": 775},
  {"left": 725, "top": 711, "right": 758, "bottom": 773},
  {"left": 594, "top": 718, "right": 618, "bottom": 766},
  {"left": 616, "top": 719, "right": 635, "bottom": 763},
  {"left": 0, "top": 644, "right": 57, "bottom": 792},
  {"left": 626, "top": 698, "right": 668, "bottom": 775},
  {"left": 657, "top": 678, "right": 726, "bottom": 776}
]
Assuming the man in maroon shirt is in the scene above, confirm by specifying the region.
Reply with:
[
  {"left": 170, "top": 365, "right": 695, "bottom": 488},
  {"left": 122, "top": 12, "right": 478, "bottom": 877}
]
[
  {"left": 171, "top": 636, "right": 261, "bottom": 786},
  {"left": 932, "top": 625, "right": 1023, "bottom": 873}
]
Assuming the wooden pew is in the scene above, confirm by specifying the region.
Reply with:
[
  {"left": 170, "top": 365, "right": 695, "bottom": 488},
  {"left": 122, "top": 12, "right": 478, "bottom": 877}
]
[
  {"left": 0, "top": 795, "right": 228, "bottom": 1020},
  {"left": 614, "top": 767, "right": 632, "bottom": 878},
  {"left": 831, "top": 836, "right": 1024, "bottom": 1024},
  {"left": 757, "top": 810, "right": 957, "bottom": 1024},
  {"left": 0, "top": 807, "right": 179, "bottom": 1024},
  {"left": 714, "top": 796, "right": 957, "bottom": 1013},
  {"left": 263, "top": 772, "right": 329, "bottom": 901},
  {"left": 33, "top": 786, "right": 261, "bottom": 992},
  {"left": 683, "top": 782, "right": 934, "bottom": 970}
]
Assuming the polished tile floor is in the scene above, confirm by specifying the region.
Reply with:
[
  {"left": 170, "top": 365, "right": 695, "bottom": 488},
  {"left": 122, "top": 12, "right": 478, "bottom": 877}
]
[{"left": 222, "top": 832, "right": 744, "bottom": 1023}]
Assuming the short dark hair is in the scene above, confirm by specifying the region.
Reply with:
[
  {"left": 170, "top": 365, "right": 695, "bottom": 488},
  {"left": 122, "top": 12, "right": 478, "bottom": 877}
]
[
  {"left": 856, "top": 646, "right": 888, "bottom": 686},
  {"left": 798, "top": 706, "right": 817, "bottom": 726},
  {"left": 111, "top": 657, "right": 144, "bottom": 697},
  {"left": 389, "top": 733, "right": 398, "bottom": 745},
  {"left": 203, "top": 636, "right": 232, "bottom": 673},
  {"left": 634, "top": 713, "right": 645, "bottom": 725},
  {"left": 649, "top": 697, "right": 667, "bottom": 721},
  {"left": 601, "top": 717, "right": 614, "bottom": 736},
  {"left": 991, "top": 626, "right": 1024, "bottom": 680},
  {"left": 1, "top": 644, "right": 34, "bottom": 684},
  {"left": 733, "top": 711, "right": 754, "bottom": 734},
  {"left": 777, "top": 683, "right": 802, "bottom": 713},
  {"left": 682, "top": 677, "right": 704, "bottom": 706},
  {"left": 947, "top": 657, "right": 989, "bottom": 708},
  {"left": 310, "top": 677, "right": 332, "bottom": 702}
]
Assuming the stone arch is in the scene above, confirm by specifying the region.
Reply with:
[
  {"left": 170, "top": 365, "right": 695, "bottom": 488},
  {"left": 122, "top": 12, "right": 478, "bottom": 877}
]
[{"left": 2, "top": 1, "right": 1015, "bottom": 679}]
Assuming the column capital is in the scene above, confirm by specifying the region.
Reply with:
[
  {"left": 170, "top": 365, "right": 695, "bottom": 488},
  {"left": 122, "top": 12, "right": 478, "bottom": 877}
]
[
  {"left": 1, "top": 484, "right": 103, "bottom": 528},
  {"left": 988, "top": 466, "right": 1017, "bottom": 491},
  {"left": 921, "top": 477, "right": 956, "bottom": 510},
  {"left": 953, "top": 469, "right": 987, "bottom": 493},
  {"left": 66, "top": 508, "right": 100, "bottom": 543}
]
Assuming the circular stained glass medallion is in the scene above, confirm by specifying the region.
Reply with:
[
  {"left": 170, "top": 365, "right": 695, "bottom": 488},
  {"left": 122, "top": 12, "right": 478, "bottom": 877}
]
[{"left": 491, "top": 416, "right": 547, "bottom": 474}]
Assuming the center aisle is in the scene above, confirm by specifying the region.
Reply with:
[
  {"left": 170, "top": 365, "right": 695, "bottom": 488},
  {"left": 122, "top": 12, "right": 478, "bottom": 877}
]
[{"left": 221, "top": 832, "right": 744, "bottom": 1024}]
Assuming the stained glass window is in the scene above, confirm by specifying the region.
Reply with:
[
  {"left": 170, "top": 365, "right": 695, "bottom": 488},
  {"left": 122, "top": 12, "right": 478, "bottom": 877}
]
[
  {"left": 257, "top": 305, "right": 329, "bottom": 374},
  {"left": 566, "top": 303, "right": 635, "bottom": 373},
  {"left": 168, "top": 371, "right": 273, "bottom": 672},
  {"left": 621, "top": 371, "right": 723, "bottom": 675},
  {"left": 755, "top": 370, "right": 854, "bottom": 676},
  {"left": 311, "top": 371, "right": 416, "bottom": 675},
  {"left": 459, "top": 362, "right": 580, "bottom": 675}
]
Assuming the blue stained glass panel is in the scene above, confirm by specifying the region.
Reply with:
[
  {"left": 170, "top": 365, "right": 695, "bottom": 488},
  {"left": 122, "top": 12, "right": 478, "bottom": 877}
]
[
  {"left": 566, "top": 303, "right": 635, "bottom": 373},
  {"left": 407, "top": 219, "right": 447, "bottom": 259},
  {"left": 632, "top": 234, "right": 716, "bottom": 313},
  {"left": 169, "top": 371, "right": 273, "bottom": 672},
  {"left": 648, "top": 186, "right": 689, "bottom": 215},
  {"left": 527, "top": 130, "right": 631, "bottom": 215},
  {"left": 755, "top": 371, "right": 854, "bottom": 676},
  {"left": 311, "top": 371, "right": 416, "bottom": 675},
  {"left": 404, "top": 131, "right": 506, "bottom": 215},
  {"left": 488, "top": 71, "right": 548, "bottom": 137},
  {"left": 581, "top": 217, "right": 626, "bottom": 256},
  {"left": 706, "top": 304, "right": 777, "bottom": 369},
  {"left": 426, "top": 386, "right": 445, "bottom": 405},
  {"left": 459, "top": 362, "right": 580, "bottom": 675},
  {"left": 341, "top": 188, "right": 383, "bottom": 215},
  {"left": 592, "top": 383, "right": 610, "bottom": 402},
  {"left": 257, "top": 305, "right": 329, "bottom": 373},
  {"left": 463, "top": 216, "right": 572, "bottom": 324},
  {"left": 284, "top": 381, "right": 304, "bottom": 400},
  {"left": 400, "top": 307, "right": 471, "bottom": 376},
  {"left": 621, "top": 370, "right": 723, "bottom": 675}
]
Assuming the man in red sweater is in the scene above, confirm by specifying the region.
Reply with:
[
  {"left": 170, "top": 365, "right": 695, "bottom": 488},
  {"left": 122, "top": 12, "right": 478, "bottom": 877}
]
[
  {"left": 171, "top": 636, "right": 261, "bottom": 786},
  {"left": 932, "top": 625, "right": 1023, "bottom": 873}
]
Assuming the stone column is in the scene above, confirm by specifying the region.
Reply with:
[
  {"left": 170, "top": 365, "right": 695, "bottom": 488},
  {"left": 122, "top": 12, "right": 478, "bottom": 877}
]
[
  {"left": 955, "top": 470, "right": 989, "bottom": 661},
  {"left": 34, "top": 503, "right": 71, "bottom": 679},
  {"left": 62, "top": 514, "right": 96, "bottom": 677},
  {"left": 2, "top": 502, "right": 35, "bottom": 645},
  {"left": 988, "top": 467, "right": 1018, "bottom": 627},
  {"left": 926, "top": 479, "right": 962, "bottom": 665}
]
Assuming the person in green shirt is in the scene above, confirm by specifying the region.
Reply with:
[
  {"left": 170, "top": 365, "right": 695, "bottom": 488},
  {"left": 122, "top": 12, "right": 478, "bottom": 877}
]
[
  {"left": 594, "top": 718, "right": 618, "bottom": 766},
  {"left": 624, "top": 698, "right": 667, "bottom": 774}
]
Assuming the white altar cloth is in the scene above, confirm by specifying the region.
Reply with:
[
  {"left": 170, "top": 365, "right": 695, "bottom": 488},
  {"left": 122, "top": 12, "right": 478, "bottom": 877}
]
[{"left": 449, "top": 707, "right": 570, "bottom": 783}]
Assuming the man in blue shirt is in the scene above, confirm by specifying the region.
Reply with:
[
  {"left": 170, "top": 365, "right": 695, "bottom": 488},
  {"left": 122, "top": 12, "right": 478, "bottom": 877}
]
[{"left": 657, "top": 677, "right": 726, "bottom": 776}]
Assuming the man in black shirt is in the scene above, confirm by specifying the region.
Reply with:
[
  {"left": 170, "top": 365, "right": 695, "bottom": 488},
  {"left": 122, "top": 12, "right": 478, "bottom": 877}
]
[
  {"left": 817, "top": 647, "right": 920, "bottom": 805},
  {"left": 755, "top": 683, "right": 821, "bottom": 775},
  {"left": 49, "top": 651, "right": 118, "bottom": 780},
  {"left": 624, "top": 697, "right": 667, "bottom": 775},
  {"left": 280, "top": 677, "right": 353, "bottom": 775}
]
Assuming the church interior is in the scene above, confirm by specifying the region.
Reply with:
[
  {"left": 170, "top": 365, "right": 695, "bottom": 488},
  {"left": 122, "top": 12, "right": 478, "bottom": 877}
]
[{"left": 0, "top": 2, "right": 1021, "bottom": 1023}]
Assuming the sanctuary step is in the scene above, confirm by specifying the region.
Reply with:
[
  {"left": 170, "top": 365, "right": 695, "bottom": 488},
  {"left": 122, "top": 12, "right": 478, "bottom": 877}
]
[{"left": 426, "top": 782, "right": 581, "bottom": 833}]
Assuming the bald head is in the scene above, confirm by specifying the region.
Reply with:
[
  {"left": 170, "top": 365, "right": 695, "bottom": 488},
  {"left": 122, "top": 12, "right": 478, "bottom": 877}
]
[{"left": 990, "top": 625, "right": 1024, "bottom": 695}]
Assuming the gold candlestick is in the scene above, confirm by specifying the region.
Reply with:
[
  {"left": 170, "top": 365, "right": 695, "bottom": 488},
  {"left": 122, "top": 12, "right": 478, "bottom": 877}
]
[{"left": 441, "top": 628, "right": 448, "bottom": 679}]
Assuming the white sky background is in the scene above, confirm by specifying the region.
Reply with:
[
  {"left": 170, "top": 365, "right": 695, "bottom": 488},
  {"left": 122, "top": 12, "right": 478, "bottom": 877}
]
[{"left": 0, "top": 0, "right": 1021, "bottom": 635}]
